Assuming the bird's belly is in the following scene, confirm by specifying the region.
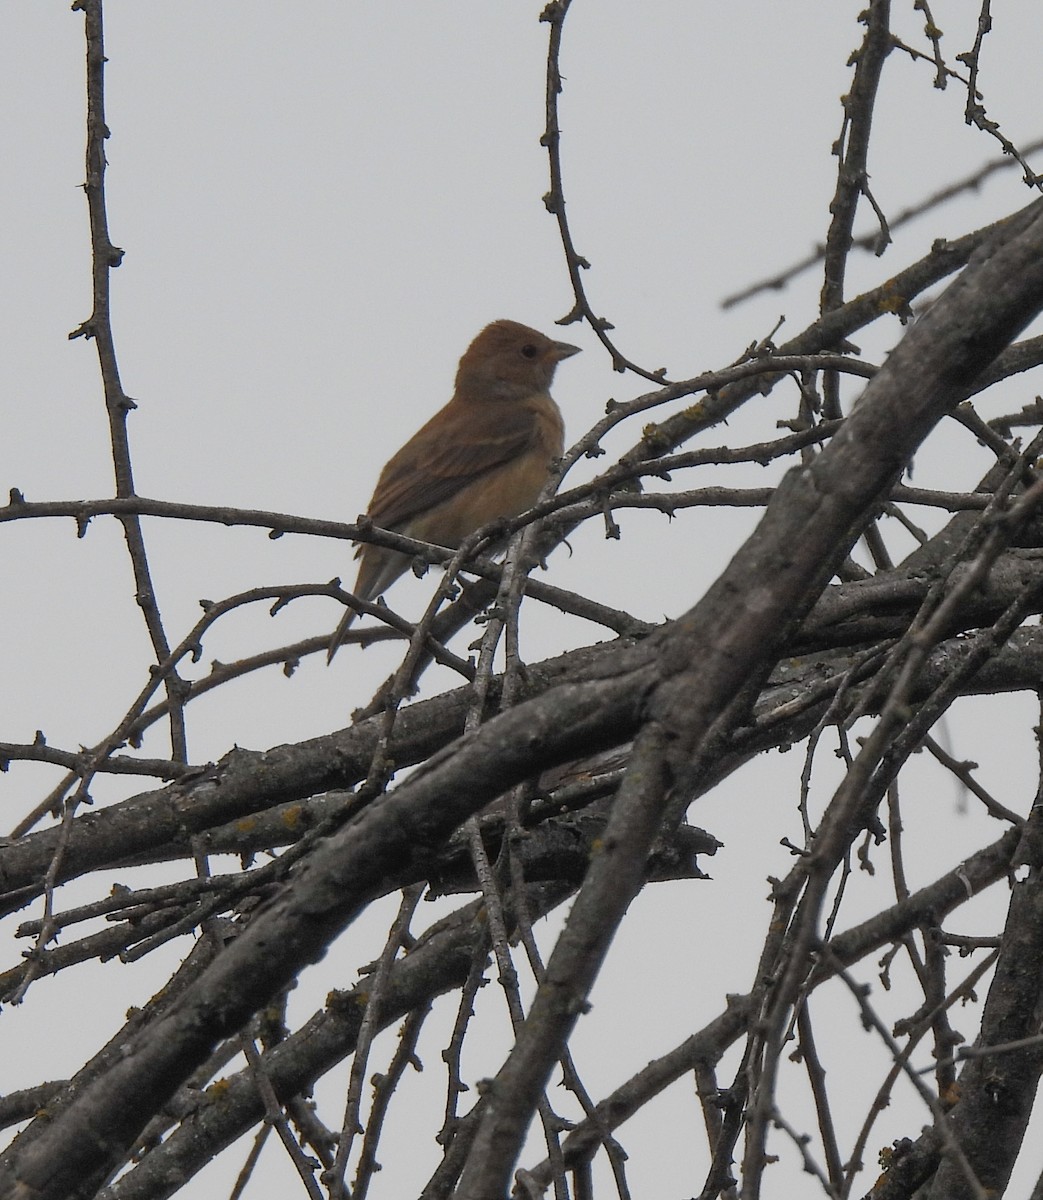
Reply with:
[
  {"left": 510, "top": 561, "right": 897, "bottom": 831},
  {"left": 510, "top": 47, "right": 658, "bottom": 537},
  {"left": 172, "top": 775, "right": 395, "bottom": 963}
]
[{"left": 404, "top": 449, "right": 553, "bottom": 548}]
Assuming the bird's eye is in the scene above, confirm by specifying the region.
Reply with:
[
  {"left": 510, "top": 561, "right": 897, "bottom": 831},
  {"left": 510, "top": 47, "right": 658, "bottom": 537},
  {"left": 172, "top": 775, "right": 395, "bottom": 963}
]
[{"left": 520, "top": 344, "right": 539, "bottom": 359}]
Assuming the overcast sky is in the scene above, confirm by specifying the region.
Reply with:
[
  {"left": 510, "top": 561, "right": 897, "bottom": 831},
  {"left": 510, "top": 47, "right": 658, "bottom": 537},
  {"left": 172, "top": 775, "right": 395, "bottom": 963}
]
[{"left": 3, "top": 4, "right": 1043, "bottom": 1197}]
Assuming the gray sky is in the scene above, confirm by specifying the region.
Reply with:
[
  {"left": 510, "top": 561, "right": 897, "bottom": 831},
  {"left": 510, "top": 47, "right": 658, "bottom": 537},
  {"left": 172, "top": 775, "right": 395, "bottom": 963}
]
[{"left": 4, "top": 4, "right": 1043, "bottom": 1197}]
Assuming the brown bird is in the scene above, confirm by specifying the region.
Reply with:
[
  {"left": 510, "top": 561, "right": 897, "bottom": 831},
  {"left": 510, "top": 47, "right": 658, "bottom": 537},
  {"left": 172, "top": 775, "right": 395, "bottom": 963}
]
[{"left": 327, "top": 319, "right": 581, "bottom": 661}]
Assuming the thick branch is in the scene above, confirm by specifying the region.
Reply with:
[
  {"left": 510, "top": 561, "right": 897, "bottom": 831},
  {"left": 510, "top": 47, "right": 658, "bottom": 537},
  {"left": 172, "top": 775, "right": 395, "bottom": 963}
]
[{"left": 453, "top": 198, "right": 1043, "bottom": 1198}]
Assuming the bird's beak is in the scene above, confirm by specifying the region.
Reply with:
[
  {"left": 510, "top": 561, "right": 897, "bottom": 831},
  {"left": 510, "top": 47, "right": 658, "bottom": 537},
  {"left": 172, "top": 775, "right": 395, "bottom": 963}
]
[{"left": 549, "top": 340, "right": 582, "bottom": 362}]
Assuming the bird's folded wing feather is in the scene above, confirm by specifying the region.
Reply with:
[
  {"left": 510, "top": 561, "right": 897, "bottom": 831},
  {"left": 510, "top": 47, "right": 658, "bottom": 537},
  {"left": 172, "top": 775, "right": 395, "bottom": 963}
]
[{"left": 367, "top": 401, "right": 541, "bottom": 532}]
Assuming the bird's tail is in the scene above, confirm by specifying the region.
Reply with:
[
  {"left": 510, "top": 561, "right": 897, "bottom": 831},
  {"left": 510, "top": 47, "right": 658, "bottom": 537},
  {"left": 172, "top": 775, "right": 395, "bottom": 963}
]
[{"left": 326, "top": 604, "right": 359, "bottom": 663}]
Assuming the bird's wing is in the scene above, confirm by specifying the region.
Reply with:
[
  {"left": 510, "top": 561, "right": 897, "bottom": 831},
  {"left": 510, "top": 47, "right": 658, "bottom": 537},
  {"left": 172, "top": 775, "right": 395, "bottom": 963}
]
[{"left": 366, "top": 400, "right": 541, "bottom": 533}]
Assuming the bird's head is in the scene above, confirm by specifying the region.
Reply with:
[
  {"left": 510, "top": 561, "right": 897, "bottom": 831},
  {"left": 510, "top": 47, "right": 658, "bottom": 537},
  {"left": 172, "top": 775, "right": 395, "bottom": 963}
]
[{"left": 454, "top": 319, "right": 581, "bottom": 402}]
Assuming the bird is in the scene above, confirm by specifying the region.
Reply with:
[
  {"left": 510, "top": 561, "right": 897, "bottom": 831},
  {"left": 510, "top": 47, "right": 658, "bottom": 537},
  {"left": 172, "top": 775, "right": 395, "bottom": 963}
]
[{"left": 327, "top": 319, "right": 581, "bottom": 661}]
